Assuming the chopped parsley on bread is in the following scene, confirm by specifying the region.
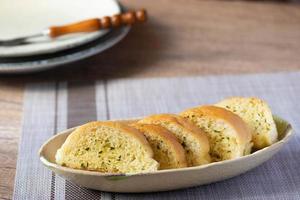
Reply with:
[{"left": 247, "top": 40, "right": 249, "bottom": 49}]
[
  {"left": 216, "top": 97, "right": 278, "bottom": 149},
  {"left": 138, "top": 114, "right": 211, "bottom": 166},
  {"left": 130, "top": 123, "right": 187, "bottom": 169},
  {"left": 56, "top": 121, "right": 159, "bottom": 173},
  {"left": 180, "top": 106, "right": 252, "bottom": 161},
  {"left": 55, "top": 96, "right": 278, "bottom": 173}
]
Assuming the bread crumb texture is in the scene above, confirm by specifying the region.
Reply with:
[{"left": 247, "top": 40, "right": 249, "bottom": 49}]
[
  {"left": 130, "top": 123, "right": 187, "bottom": 170},
  {"left": 56, "top": 121, "right": 159, "bottom": 173},
  {"left": 216, "top": 97, "right": 278, "bottom": 149},
  {"left": 55, "top": 96, "right": 277, "bottom": 173},
  {"left": 180, "top": 106, "right": 252, "bottom": 162},
  {"left": 138, "top": 114, "right": 211, "bottom": 167}
]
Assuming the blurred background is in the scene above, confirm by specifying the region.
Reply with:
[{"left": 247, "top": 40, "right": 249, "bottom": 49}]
[{"left": 0, "top": 0, "right": 300, "bottom": 199}]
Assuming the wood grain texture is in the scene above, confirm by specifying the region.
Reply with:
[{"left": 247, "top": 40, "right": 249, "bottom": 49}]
[
  {"left": 0, "top": 84, "right": 23, "bottom": 200},
  {"left": 0, "top": 0, "right": 300, "bottom": 199}
]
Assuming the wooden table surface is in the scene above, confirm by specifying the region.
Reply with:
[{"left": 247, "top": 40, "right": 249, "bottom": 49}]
[{"left": 1, "top": 0, "right": 300, "bottom": 199}]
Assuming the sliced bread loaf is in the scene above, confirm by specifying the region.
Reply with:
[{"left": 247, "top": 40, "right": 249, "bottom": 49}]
[
  {"left": 180, "top": 106, "right": 252, "bottom": 162},
  {"left": 130, "top": 123, "right": 187, "bottom": 169},
  {"left": 56, "top": 121, "right": 159, "bottom": 173},
  {"left": 138, "top": 114, "right": 211, "bottom": 167},
  {"left": 216, "top": 97, "right": 278, "bottom": 149}
]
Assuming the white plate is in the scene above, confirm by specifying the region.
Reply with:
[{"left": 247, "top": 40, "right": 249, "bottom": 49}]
[
  {"left": 0, "top": 26, "right": 130, "bottom": 73},
  {"left": 39, "top": 115, "right": 293, "bottom": 193},
  {"left": 0, "top": 0, "right": 120, "bottom": 57}
]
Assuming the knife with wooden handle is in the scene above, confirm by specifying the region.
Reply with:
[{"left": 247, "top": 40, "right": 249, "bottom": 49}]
[{"left": 0, "top": 9, "right": 147, "bottom": 46}]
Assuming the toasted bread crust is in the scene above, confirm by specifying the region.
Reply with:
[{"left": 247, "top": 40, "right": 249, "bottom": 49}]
[
  {"left": 70, "top": 121, "right": 154, "bottom": 157},
  {"left": 131, "top": 123, "right": 188, "bottom": 168},
  {"left": 216, "top": 97, "right": 278, "bottom": 149},
  {"left": 180, "top": 106, "right": 252, "bottom": 158},
  {"left": 138, "top": 114, "right": 211, "bottom": 166},
  {"left": 56, "top": 121, "right": 159, "bottom": 172}
]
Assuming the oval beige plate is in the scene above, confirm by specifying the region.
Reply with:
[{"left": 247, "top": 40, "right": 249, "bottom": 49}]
[{"left": 39, "top": 115, "right": 293, "bottom": 193}]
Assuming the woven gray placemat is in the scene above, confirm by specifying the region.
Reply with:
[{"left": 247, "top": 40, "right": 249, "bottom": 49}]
[{"left": 13, "top": 72, "right": 300, "bottom": 200}]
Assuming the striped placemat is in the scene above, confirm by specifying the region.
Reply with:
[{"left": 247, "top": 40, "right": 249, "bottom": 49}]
[{"left": 13, "top": 72, "right": 300, "bottom": 200}]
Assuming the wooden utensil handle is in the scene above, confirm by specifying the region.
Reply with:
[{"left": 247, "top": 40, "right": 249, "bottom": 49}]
[
  {"left": 48, "top": 9, "right": 147, "bottom": 38},
  {"left": 49, "top": 18, "right": 101, "bottom": 38}
]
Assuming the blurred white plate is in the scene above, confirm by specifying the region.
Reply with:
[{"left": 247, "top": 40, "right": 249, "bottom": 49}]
[
  {"left": 0, "top": 26, "right": 130, "bottom": 73},
  {"left": 39, "top": 115, "right": 293, "bottom": 193},
  {"left": 0, "top": 0, "right": 120, "bottom": 57}
]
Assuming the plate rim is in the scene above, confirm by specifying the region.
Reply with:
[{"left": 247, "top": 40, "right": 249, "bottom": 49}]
[
  {"left": 0, "top": 25, "right": 130, "bottom": 73},
  {"left": 39, "top": 115, "right": 293, "bottom": 177},
  {"left": 0, "top": 0, "right": 121, "bottom": 57}
]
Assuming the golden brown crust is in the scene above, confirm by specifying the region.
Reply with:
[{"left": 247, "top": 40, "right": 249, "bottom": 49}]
[
  {"left": 180, "top": 106, "right": 252, "bottom": 154},
  {"left": 139, "top": 114, "right": 210, "bottom": 150},
  {"left": 173, "top": 116, "right": 211, "bottom": 156},
  {"left": 138, "top": 114, "right": 211, "bottom": 165},
  {"left": 131, "top": 123, "right": 188, "bottom": 168},
  {"left": 68, "top": 121, "right": 154, "bottom": 158},
  {"left": 216, "top": 96, "right": 278, "bottom": 149},
  {"left": 56, "top": 121, "right": 160, "bottom": 173}
]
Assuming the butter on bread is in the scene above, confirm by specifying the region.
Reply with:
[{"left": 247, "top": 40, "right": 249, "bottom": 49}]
[
  {"left": 130, "top": 123, "right": 187, "bottom": 169},
  {"left": 216, "top": 97, "right": 278, "bottom": 149},
  {"left": 55, "top": 121, "right": 159, "bottom": 173},
  {"left": 138, "top": 114, "right": 211, "bottom": 167},
  {"left": 180, "top": 106, "right": 252, "bottom": 162}
]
